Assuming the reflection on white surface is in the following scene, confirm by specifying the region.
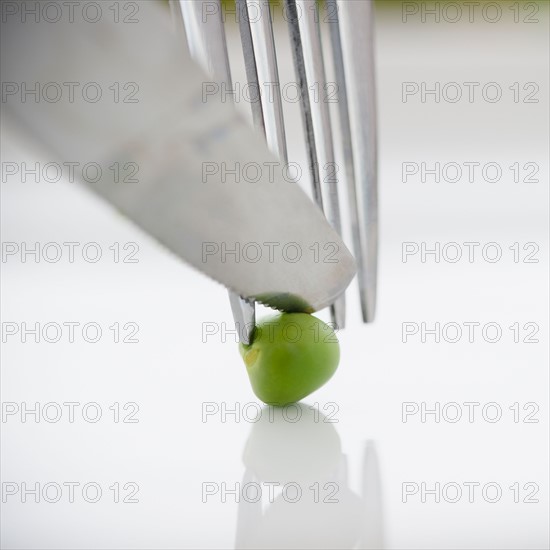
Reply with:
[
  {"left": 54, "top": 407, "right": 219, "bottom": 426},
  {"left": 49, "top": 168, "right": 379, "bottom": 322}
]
[{"left": 235, "top": 405, "right": 383, "bottom": 549}]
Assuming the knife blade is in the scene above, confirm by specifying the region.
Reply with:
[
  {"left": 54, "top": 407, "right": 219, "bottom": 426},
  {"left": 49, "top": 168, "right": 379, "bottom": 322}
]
[{"left": 1, "top": 0, "right": 356, "bottom": 313}]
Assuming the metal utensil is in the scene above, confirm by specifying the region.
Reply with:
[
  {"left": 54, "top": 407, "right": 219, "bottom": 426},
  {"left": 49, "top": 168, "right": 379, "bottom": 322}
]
[
  {"left": 1, "top": 1, "right": 356, "bottom": 334},
  {"left": 172, "top": 0, "right": 379, "bottom": 334}
]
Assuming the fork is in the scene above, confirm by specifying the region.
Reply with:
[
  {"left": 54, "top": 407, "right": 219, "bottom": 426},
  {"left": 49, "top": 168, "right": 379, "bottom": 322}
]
[{"left": 171, "top": 0, "right": 378, "bottom": 342}]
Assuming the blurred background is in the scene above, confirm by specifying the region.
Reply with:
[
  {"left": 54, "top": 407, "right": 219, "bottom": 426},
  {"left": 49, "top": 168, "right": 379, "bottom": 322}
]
[{"left": 1, "top": 1, "right": 549, "bottom": 548}]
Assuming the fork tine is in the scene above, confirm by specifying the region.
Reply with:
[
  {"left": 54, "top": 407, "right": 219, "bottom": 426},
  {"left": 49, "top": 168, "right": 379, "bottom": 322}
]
[
  {"left": 325, "top": 0, "right": 366, "bottom": 324},
  {"left": 236, "top": 0, "right": 266, "bottom": 134},
  {"left": 177, "top": 0, "right": 256, "bottom": 344},
  {"left": 179, "top": 0, "right": 232, "bottom": 87},
  {"left": 246, "top": 0, "right": 288, "bottom": 162},
  {"left": 294, "top": 0, "right": 346, "bottom": 329},
  {"left": 284, "top": 1, "right": 324, "bottom": 220},
  {"left": 337, "top": 0, "right": 378, "bottom": 323}
]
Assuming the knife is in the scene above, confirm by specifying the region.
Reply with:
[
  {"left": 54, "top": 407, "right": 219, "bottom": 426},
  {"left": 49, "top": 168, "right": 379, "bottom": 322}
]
[{"left": 1, "top": 0, "right": 355, "bottom": 315}]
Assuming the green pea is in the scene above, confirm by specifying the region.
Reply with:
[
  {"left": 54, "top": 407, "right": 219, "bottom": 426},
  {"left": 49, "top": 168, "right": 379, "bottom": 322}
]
[{"left": 239, "top": 313, "right": 340, "bottom": 406}]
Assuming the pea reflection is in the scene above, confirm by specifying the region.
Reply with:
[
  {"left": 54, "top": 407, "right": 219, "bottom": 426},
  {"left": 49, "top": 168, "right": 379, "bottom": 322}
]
[{"left": 235, "top": 404, "right": 384, "bottom": 549}]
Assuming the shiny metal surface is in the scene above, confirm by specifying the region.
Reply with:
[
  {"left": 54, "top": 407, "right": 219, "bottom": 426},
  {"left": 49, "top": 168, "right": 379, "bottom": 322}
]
[
  {"left": 1, "top": 2, "right": 356, "bottom": 315},
  {"left": 325, "top": 0, "right": 369, "bottom": 326},
  {"left": 179, "top": 0, "right": 233, "bottom": 89},
  {"left": 284, "top": 0, "right": 323, "bottom": 210},
  {"left": 337, "top": 0, "right": 378, "bottom": 323},
  {"left": 179, "top": 0, "right": 256, "bottom": 344},
  {"left": 246, "top": 0, "right": 288, "bottom": 162},
  {"left": 236, "top": 0, "right": 266, "bottom": 135},
  {"left": 295, "top": 0, "right": 346, "bottom": 329}
]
